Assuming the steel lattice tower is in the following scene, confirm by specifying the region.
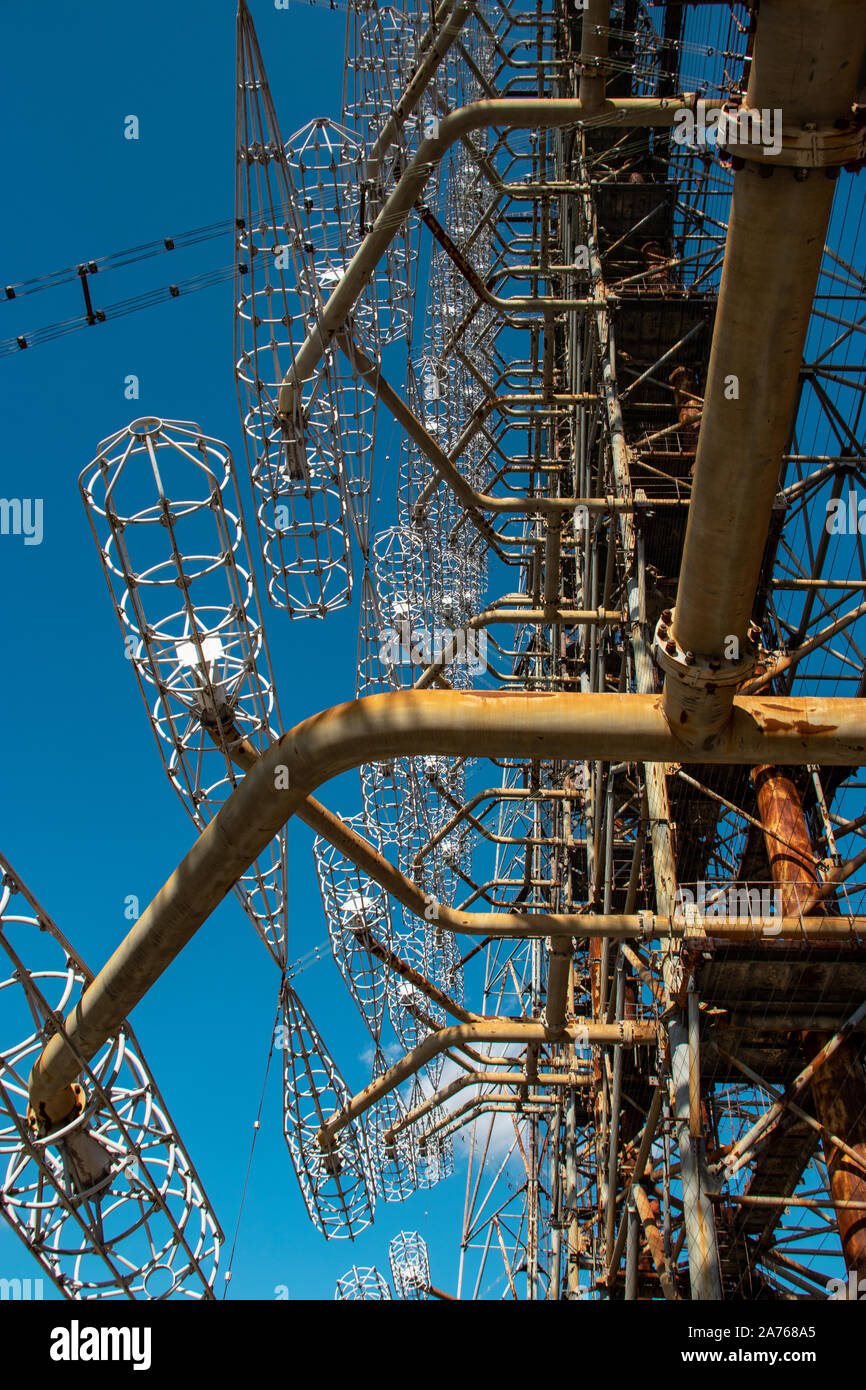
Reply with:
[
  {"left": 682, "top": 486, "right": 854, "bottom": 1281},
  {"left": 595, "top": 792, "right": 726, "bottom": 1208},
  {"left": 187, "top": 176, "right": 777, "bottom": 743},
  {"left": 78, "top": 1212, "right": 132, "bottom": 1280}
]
[{"left": 3, "top": 0, "right": 866, "bottom": 1302}]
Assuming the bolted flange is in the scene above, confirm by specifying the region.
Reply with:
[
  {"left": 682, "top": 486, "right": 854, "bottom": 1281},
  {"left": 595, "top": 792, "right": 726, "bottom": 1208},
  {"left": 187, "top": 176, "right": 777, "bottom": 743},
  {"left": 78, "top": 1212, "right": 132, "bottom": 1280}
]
[
  {"left": 716, "top": 104, "right": 866, "bottom": 169},
  {"left": 653, "top": 609, "right": 760, "bottom": 746}
]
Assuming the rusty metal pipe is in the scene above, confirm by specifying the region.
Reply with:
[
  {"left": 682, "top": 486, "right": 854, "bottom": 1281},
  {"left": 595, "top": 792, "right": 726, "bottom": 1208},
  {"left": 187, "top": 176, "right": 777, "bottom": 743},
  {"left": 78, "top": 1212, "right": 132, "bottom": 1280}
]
[
  {"left": 633, "top": 1183, "right": 677, "bottom": 1300},
  {"left": 352, "top": 925, "right": 480, "bottom": 1024},
  {"left": 316, "top": 1018, "right": 656, "bottom": 1147},
  {"left": 298, "top": 793, "right": 866, "bottom": 942},
  {"left": 543, "top": 939, "right": 573, "bottom": 1030},
  {"left": 806, "top": 1033, "right": 866, "bottom": 1277},
  {"left": 716, "top": 1044, "right": 866, "bottom": 1184},
  {"left": 721, "top": 998, "right": 866, "bottom": 1173},
  {"left": 542, "top": 517, "right": 562, "bottom": 610},
  {"left": 608, "top": 1088, "right": 663, "bottom": 1281},
  {"left": 719, "top": 1194, "right": 866, "bottom": 1213},
  {"left": 662, "top": 0, "right": 866, "bottom": 741},
  {"left": 28, "top": 689, "right": 866, "bottom": 1119},
  {"left": 753, "top": 762, "right": 866, "bottom": 1275},
  {"left": 752, "top": 765, "right": 823, "bottom": 914},
  {"left": 578, "top": 0, "right": 610, "bottom": 111}
]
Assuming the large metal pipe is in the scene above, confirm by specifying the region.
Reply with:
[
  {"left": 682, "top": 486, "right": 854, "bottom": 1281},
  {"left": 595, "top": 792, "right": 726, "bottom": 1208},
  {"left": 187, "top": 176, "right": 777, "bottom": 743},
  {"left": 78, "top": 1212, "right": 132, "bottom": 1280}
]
[
  {"left": 28, "top": 689, "right": 866, "bottom": 1122},
  {"left": 753, "top": 764, "right": 866, "bottom": 1277},
  {"left": 165, "top": 743, "right": 866, "bottom": 956},
  {"left": 809, "top": 1040, "right": 866, "bottom": 1277},
  {"left": 543, "top": 939, "right": 573, "bottom": 1029},
  {"left": 661, "top": 0, "right": 866, "bottom": 740},
  {"left": 752, "top": 765, "right": 821, "bottom": 915}
]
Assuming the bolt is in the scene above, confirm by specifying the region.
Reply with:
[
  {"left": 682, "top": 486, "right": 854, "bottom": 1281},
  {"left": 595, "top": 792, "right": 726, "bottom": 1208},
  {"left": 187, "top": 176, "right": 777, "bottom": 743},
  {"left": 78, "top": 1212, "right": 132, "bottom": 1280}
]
[
  {"left": 685, "top": 651, "right": 696, "bottom": 665},
  {"left": 665, "top": 641, "right": 677, "bottom": 656},
  {"left": 661, "top": 609, "right": 672, "bottom": 624}
]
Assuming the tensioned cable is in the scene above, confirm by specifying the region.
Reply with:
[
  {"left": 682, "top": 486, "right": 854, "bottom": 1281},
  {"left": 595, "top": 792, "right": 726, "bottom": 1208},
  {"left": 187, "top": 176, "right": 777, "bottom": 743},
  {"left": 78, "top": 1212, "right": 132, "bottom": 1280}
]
[
  {"left": 1, "top": 262, "right": 235, "bottom": 358},
  {"left": 219, "top": 933, "right": 330, "bottom": 1297},
  {"left": 3, "top": 217, "right": 233, "bottom": 300},
  {"left": 221, "top": 987, "right": 284, "bottom": 1300}
]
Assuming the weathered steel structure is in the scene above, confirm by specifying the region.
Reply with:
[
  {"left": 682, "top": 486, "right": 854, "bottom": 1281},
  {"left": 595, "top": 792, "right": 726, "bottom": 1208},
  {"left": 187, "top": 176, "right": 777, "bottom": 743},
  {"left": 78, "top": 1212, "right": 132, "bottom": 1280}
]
[{"left": 4, "top": 0, "right": 866, "bottom": 1299}]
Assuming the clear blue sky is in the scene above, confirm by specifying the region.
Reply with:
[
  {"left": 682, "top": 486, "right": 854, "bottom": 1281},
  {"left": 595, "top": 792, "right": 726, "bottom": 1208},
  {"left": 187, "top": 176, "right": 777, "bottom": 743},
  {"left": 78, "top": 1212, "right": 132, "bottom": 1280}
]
[{"left": 0, "top": 0, "right": 469, "bottom": 1300}]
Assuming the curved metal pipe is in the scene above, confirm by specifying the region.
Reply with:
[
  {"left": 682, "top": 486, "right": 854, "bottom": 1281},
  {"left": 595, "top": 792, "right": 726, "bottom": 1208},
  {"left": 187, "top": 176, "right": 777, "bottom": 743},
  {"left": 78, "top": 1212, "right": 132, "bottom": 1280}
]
[
  {"left": 316, "top": 1018, "right": 657, "bottom": 1147},
  {"left": 364, "top": 0, "right": 476, "bottom": 187},
  {"left": 28, "top": 688, "right": 866, "bottom": 1118}
]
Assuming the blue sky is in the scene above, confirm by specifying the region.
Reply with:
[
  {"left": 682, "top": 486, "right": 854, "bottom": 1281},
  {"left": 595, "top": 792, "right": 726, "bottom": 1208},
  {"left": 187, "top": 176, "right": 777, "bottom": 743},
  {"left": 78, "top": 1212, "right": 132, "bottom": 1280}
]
[{"left": 0, "top": 0, "right": 470, "bottom": 1300}]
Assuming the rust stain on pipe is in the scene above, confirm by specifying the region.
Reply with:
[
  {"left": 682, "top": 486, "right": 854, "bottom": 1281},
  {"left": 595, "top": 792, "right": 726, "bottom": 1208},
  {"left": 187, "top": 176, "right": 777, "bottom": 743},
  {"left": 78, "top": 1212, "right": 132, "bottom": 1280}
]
[{"left": 753, "top": 764, "right": 866, "bottom": 1275}]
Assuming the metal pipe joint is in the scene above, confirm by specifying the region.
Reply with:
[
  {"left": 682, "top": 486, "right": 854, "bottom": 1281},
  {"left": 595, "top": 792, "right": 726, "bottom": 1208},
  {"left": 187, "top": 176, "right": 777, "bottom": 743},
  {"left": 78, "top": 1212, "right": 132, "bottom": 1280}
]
[{"left": 654, "top": 608, "right": 762, "bottom": 746}]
